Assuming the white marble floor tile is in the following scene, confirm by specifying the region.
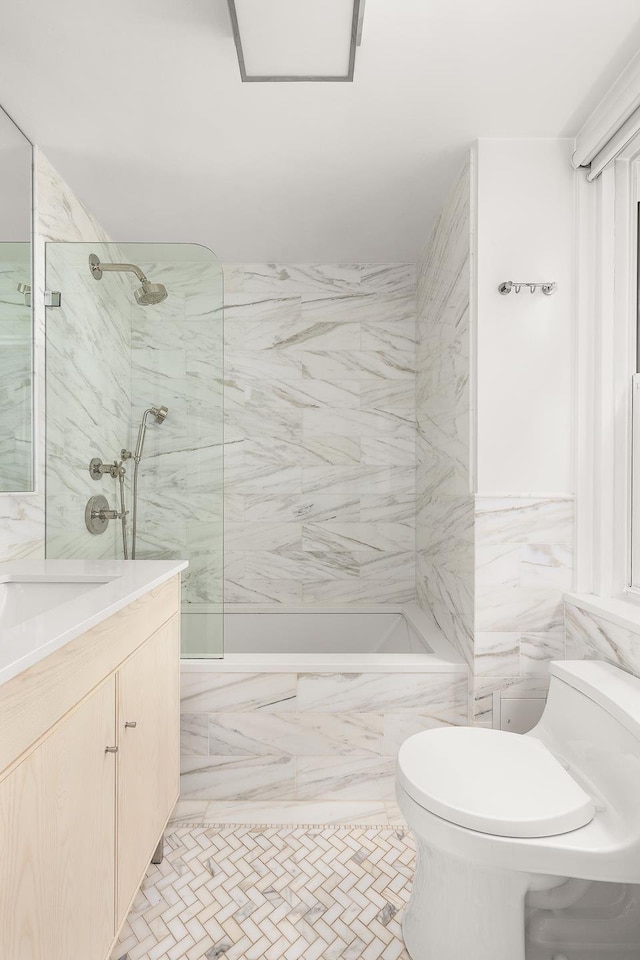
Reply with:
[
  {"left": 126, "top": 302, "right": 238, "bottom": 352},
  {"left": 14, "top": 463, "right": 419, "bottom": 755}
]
[{"left": 112, "top": 825, "right": 414, "bottom": 960}]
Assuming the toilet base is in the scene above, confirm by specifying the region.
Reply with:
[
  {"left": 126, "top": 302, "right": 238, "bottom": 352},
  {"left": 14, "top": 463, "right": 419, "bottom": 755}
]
[{"left": 403, "top": 843, "right": 534, "bottom": 960}]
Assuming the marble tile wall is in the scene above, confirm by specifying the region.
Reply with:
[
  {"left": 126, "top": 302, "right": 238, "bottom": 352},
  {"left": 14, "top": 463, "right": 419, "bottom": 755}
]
[
  {"left": 45, "top": 241, "right": 133, "bottom": 558},
  {"left": 180, "top": 669, "right": 468, "bottom": 803},
  {"left": 0, "top": 150, "right": 123, "bottom": 563},
  {"left": 473, "top": 495, "right": 575, "bottom": 723},
  {"left": 0, "top": 255, "right": 32, "bottom": 491},
  {"left": 415, "top": 161, "right": 474, "bottom": 663},
  {"left": 565, "top": 602, "right": 640, "bottom": 677},
  {"left": 128, "top": 253, "right": 224, "bottom": 650},
  {"left": 223, "top": 263, "right": 417, "bottom": 605}
]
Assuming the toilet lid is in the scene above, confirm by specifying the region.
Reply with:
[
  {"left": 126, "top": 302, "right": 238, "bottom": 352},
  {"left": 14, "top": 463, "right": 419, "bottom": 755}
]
[{"left": 397, "top": 727, "right": 595, "bottom": 839}]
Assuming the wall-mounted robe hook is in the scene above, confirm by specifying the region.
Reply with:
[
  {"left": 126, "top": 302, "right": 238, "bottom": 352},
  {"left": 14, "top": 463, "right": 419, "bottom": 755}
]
[{"left": 498, "top": 281, "right": 557, "bottom": 296}]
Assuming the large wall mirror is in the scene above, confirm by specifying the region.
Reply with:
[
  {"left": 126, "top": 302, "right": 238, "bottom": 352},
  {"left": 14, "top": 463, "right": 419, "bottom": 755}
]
[{"left": 0, "top": 105, "right": 32, "bottom": 491}]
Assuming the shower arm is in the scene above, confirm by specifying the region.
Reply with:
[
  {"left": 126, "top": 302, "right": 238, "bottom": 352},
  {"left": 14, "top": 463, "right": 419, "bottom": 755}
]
[{"left": 92, "top": 261, "right": 149, "bottom": 283}]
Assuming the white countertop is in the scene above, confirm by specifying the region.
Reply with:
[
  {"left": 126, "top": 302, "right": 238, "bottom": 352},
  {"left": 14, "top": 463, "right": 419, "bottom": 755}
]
[{"left": 0, "top": 559, "right": 187, "bottom": 689}]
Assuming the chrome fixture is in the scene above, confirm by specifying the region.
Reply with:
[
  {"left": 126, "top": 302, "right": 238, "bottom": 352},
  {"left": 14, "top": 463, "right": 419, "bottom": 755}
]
[
  {"left": 89, "top": 457, "right": 120, "bottom": 480},
  {"left": 85, "top": 494, "right": 127, "bottom": 536},
  {"left": 122, "top": 404, "right": 169, "bottom": 559},
  {"left": 17, "top": 281, "right": 31, "bottom": 306},
  {"left": 227, "top": 0, "right": 364, "bottom": 82},
  {"left": 498, "top": 280, "right": 557, "bottom": 296},
  {"left": 88, "top": 254, "right": 168, "bottom": 305},
  {"left": 44, "top": 290, "right": 61, "bottom": 307}
]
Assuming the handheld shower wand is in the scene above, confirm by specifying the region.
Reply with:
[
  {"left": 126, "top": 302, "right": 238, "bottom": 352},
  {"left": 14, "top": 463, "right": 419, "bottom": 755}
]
[{"left": 125, "top": 405, "right": 169, "bottom": 558}]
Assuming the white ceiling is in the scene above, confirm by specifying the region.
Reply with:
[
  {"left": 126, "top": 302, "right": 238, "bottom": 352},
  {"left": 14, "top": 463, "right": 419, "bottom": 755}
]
[{"left": 1, "top": 0, "right": 640, "bottom": 262}]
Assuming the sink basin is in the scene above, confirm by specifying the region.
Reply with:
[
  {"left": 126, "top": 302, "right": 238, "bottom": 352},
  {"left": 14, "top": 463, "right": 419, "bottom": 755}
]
[{"left": 0, "top": 578, "right": 115, "bottom": 630}]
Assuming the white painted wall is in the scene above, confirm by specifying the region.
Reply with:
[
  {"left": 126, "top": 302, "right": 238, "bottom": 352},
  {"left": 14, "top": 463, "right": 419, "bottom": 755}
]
[{"left": 475, "top": 139, "right": 576, "bottom": 495}]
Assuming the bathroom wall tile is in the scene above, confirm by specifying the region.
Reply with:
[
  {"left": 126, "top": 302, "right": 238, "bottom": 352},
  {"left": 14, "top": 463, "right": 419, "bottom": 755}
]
[
  {"left": 474, "top": 497, "right": 574, "bottom": 545},
  {"left": 180, "top": 672, "right": 297, "bottom": 713},
  {"left": 180, "top": 714, "right": 209, "bottom": 756},
  {"left": 243, "top": 494, "right": 360, "bottom": 523},
  {"left": 295, "top": 757, "right": 396, "bottom": 801},
  {"left": 302, "top": 521, "right": 414, "bottom": 555},
  {"left": 564, "top": 602, "right": 640, "bottom": 676},
  {"left": 475, "top": 544, "right": 521, "bottom": 588},
  {"left": 383, "top": 707, "right": 468, "bottom": 756},
  {"left": 224, "top": 579, "right": 303, "bottom": 604},
  {"left": 301, "top": 580, "right": 416, "bottom": 605},
  {"left": 297, "top": 673, "right": 467, "bottom": 715},
  {"left": 520, "top": 629, "right": 565, "bottom": 676},
  {"left": 223, "top": 263, "right": 416, "bottom": 606},
  {"left": 180, "top": 755, "right": 296, "bottom": 800},
  {"left": 360, "top": 437, "right": 415, "bottom": 466},
  {"left": 520, "top": 544, "right": 574, "bottom": 590},
  {"left": 358, "top": 550, "right": 416, "bottom": 580},
  {"left": 474, "top": 632, "right": 521, "bottom": 677},
  {"left": 207, "top": 713, "right": 384, "bottom": 757},
  {"left": 301, "top": 350, "right": 414, "bottom": 381},
  {"left": 474, "top": 584, "right": 564, "bottom": 633}
]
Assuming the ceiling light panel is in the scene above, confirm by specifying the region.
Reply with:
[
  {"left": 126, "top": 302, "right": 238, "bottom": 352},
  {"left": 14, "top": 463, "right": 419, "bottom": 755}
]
[{"left": 228, "top": 0, "right": 362, "bottom": 82}]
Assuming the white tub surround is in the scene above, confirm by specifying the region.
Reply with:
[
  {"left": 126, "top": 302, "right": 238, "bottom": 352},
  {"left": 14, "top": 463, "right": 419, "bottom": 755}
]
[
  {"left": 564, "top": 593, "right": 640, "bottom": 677},
  {"left": 223, "top": 262, "right": 417, "bottom": 607},
  {"left": 178, "top": 606, "right": 468, "bottom": 818},
  {"left": 0, "top": 558, "right": 187, "bottom": 686}
]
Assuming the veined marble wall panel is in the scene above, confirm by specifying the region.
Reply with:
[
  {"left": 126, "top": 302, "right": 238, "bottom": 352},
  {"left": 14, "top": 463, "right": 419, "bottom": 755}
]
[
  {"left": 46, "top": 242, "right": 132, "bottom": 558},
  {"left": 129, "top": 256, "right": 223, "bottom": 610},
  {"left": 223, "top": 263, "right": 417, "bottom": 606},
  {"left": 473, "top": 495, "right": 574, "bottom": 723},
  {"left": 0, "top": 260, "right": 32, "bottom": 490},
  {"left": 0, "top": 150, "right": 125, "bottom": 562},
  {"left": 565, "top": 602, "right": 640, "bottom": 677},
  {"left": 180, "top": 668, "right": 468, "bottom": 802},
  {"left": 415, "top": 161, "right": 474, "bottom": 663}
]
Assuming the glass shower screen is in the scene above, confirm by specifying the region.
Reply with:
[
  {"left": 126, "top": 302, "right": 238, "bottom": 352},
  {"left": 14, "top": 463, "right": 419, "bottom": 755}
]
[{"left": 44, "top": 241, "right": 224, "bottom": 658}]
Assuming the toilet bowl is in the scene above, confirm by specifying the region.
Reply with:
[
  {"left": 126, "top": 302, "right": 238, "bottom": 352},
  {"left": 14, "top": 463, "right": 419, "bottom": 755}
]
[{"left": 396, "top": 660, "right": 640, "bottom": 960}]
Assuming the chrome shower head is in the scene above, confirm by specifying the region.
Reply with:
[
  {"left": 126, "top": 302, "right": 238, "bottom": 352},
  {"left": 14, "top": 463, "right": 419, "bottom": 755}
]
[
  {"left": 134, "top": 405, "right": 169, "bottom": 462},
  {"left": 134, "top": 280, "right": 168, "bottom": 306},
  {"left": 89, "top": 254, "right": 168, "bottom": 306}
]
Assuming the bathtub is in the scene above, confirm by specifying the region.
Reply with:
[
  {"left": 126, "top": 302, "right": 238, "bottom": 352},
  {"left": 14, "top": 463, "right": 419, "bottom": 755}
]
[{"left": 178, "top": 604, "right": 469, "bottom": 812}]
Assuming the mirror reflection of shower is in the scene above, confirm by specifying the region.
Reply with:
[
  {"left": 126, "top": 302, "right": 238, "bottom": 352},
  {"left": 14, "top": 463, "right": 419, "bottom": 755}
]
[
  {"left": 88, "top": 253, "right": 168, "bottom": 305},
  {"left": 122, "top": 405, "right": 169, "bottom": 559}
]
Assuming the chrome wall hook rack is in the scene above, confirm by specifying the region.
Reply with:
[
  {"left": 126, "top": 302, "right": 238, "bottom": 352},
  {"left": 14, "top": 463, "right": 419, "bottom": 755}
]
[{"left": 498, "top": 280, "right": 557, "bottom": 296}]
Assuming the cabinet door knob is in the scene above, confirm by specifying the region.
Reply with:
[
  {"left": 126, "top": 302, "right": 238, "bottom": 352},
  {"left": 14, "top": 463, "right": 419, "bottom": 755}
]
[
  {"left": 124, "top": 721, "right": 137, "bottom": 728},
  {"left": 105, "top": 745, "right": 119, "bottom": 754}
]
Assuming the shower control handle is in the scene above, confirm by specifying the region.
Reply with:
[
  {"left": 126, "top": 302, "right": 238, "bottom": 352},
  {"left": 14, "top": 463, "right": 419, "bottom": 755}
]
[{"left": 85, "top": 495, "right": 126, "bottom": 535}]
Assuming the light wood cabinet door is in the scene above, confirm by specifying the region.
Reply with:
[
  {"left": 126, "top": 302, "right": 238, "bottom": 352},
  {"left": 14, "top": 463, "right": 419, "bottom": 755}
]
[
  {"left": 117, "top": 615, "right": 180, "bottom": 925},
  {"left": 0, "top": 677, "right": 116, "bottom": 960}
]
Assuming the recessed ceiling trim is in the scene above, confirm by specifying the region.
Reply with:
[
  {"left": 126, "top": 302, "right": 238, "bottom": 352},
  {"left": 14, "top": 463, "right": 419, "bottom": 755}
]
[{"left": 227, "top": 0, "right": 363, "bottom": 83}]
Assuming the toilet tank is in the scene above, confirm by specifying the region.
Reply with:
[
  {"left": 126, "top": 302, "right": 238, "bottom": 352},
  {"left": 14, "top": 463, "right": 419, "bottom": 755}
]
[{"left": 531, "top": 660, "right": 640, "bottom": 830}]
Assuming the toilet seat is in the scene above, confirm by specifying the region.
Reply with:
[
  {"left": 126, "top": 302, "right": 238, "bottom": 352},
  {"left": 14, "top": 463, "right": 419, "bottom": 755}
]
[{"left": 397, "top": 727, "right": 595, "bottom": 839}]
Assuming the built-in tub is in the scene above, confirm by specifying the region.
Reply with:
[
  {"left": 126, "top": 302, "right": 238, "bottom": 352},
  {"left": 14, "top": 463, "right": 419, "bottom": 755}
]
[{"left": 178, "top": 604, "right": 469, "bottom": 812}]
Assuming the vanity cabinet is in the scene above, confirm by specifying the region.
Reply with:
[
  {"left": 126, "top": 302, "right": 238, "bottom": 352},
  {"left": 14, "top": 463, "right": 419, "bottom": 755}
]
[{"left": 0, "top": 575, "right": 181, "bottom": 960}]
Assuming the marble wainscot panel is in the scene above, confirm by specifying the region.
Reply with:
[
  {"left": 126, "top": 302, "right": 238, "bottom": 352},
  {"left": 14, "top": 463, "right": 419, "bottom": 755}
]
[
  {"left": 178, "top": 668, "right": 468, "bottom": 814},
  {"left": 415, "top": 159, "right": 475, "bottom": 665},
  {"left": 473, "top": 495, "right": 574, "bottom": 725},
  {"left": 223, "top": 263, "right": 417, "bottom": 606},
  {"left": 565, "top": 600, "right": 640, "bottom": 677}
]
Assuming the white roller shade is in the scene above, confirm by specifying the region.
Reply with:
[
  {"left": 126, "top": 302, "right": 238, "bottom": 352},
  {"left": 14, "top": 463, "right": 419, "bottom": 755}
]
[{"left": 573, "top": 49, "right": 640, "bottom": 180}]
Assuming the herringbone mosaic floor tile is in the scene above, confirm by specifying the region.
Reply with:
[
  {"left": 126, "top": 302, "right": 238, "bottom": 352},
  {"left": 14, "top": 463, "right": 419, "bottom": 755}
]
[{"left": 112, "top": 825, "right": 414, "bottom": 960}]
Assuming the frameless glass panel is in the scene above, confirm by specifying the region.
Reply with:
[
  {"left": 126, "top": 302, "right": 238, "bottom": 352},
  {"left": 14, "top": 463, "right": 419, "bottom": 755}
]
[
  {"left": 45, "top": 241, "right": 223, "bottom": 657},
  {"left": 0, "top": 105, "right": 33, "bottom": 492}
]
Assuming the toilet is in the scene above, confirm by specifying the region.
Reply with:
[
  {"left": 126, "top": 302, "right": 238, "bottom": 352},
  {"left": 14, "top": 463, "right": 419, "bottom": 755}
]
[{"left": 396, "top": 660, "right": 640, "bottom": 960}]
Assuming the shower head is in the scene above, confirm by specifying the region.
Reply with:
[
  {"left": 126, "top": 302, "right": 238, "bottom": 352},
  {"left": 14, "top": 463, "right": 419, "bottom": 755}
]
[
  {"left": 89, "top": 254, "right": 168, "bottom": 306},
  {"left": 134, "top": 281, "right": 168, "bottom": 306},
  {"left": 134, "top": 404, "right": 169, "bottom": 462}
]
